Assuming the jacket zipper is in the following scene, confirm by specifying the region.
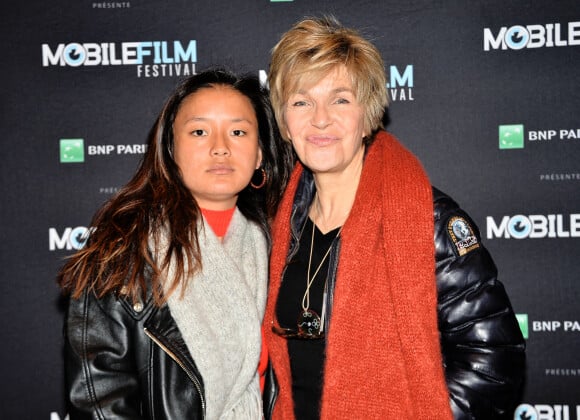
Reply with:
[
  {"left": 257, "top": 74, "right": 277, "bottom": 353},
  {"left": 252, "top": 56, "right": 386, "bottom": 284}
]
[{"left": 144, "top": 327, "right": 206, "bottom": 418}]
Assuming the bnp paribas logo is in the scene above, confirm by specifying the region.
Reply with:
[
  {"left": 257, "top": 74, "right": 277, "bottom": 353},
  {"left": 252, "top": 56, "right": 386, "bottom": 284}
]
[
  {"left": 499, "top": 124, "right": 524, "bottom": 149},
  {"left": 60, "top": 138, "right": 85, "bottom": 163},
  {"left": 516, "top": 313, "right": 529, "bottom": 339}
]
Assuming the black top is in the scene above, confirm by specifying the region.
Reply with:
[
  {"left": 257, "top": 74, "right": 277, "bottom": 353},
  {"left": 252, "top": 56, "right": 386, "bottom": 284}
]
[{"left": 275, "top": 217, "right": 341, "bottom": 420}]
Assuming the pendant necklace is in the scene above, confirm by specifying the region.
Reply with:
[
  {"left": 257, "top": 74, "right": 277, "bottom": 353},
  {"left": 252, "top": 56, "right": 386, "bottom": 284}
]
[{"left": 298, "top": 219, "right": 343, "bottom": 337}]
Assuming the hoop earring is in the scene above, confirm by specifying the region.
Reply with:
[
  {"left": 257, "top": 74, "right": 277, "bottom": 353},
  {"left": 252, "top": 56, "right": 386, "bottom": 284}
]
[{"left": 250, "top": 168, "right": 267, "bottom": 189}]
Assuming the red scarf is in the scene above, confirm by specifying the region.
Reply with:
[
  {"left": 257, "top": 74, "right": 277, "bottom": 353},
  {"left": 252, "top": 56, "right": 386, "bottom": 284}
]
[{"left": 264, "top": 132, "right": 453, "bottom": 419}]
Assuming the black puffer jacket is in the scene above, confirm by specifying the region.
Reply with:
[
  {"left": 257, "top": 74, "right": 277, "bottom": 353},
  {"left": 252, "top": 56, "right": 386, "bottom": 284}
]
[
  {"left": 64, "top": 287, "right": 206, "bottom": 419},
  {"left": 433, "top": 188, "right": 525, "bottom": 419},
  {"left": 263, "top": 177, "right": 526, "bottom": 420}
]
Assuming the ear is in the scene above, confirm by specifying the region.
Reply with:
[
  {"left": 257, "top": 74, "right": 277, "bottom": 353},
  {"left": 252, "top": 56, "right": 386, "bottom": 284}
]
[{"left": 256, "top": 148, "right": 263, "bottom": 169}]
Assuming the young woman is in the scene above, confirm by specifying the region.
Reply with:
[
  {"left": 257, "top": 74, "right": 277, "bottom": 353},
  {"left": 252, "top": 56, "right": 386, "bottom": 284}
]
[{"left": 59, "top": 69, "right": 293, "bottom": 419}]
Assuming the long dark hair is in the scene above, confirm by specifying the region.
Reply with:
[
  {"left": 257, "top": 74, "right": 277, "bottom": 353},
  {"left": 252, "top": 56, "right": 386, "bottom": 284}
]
[{"left": 58, "top": 68, "right": 294, "bottom": 305}]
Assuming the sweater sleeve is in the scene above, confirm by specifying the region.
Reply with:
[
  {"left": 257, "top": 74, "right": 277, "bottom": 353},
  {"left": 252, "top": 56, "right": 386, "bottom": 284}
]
[{"left": 433, "top": 188, "right": 526, "bottom": 419}]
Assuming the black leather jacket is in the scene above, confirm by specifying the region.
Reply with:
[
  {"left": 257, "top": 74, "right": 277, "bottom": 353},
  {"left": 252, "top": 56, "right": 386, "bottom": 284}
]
[
  {"left": 264, "top": 169, "right": 525, "bottom": 420},
  {"left": 432, "top": 188, "right": 525, "bottom": 419},
  {"left": 64, "top": 286, "right": 206, "bottom": 419}
]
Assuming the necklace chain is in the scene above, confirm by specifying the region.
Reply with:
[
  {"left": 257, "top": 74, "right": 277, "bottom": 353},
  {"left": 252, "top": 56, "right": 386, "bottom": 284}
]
[{"left": 301, "top": 220, "right": 343, "bottom": 311}]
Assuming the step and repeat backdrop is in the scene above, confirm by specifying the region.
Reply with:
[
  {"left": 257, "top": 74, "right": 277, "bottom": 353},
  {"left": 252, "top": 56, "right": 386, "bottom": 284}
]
[{"left": 1, "top": 0, "right": 579, "bottom": 418}]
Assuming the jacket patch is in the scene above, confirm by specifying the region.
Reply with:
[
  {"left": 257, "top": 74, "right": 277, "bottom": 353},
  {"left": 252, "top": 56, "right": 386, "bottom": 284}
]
[{"left": 447, "top": 216, "right": 480, "bottom": 256}]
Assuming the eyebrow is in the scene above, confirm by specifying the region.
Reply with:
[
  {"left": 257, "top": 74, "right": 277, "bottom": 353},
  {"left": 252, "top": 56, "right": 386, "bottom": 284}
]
[
  {"left": 184, "top": 116, "right": 254, "bottom": 124},
  {"left": 295, "top": 87, "right": 354, "bottom": 95}
]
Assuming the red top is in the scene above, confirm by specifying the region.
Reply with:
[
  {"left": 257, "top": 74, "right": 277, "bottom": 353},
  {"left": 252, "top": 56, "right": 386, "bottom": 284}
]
[{"left": 200, "top": 207, "right": 236, "bottom": 238}]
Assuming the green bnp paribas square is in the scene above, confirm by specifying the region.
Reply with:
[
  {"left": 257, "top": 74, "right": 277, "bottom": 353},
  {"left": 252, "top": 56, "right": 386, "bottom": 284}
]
[
  {"left": 515, "top": 313, "right": 529, "bottom": 339},
  {"left": 60, "top": 139, "right": 85, "bottom": 163},
  {"left": 499, "top": 125, "right": 524, "bottom": 149}
]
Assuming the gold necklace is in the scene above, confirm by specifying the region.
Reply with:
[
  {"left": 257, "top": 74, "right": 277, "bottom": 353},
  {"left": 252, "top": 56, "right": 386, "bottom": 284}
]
[{"left": 298, "top": 219, "right": 343, "bottom": 337}]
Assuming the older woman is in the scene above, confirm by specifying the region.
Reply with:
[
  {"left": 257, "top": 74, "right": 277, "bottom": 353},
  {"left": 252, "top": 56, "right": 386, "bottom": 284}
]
[{"left": 263, "top": 17, "right": 525, "bottom": 420}]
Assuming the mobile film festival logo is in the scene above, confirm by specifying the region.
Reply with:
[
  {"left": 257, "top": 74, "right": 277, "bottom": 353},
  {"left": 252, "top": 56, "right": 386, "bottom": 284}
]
[
  {"left": 387, "top": 65, "right": 414, "bottom": 102},
  {"left": 260, "top": 64, "right": 414, "bottom": 101},
  {"left": 484, "top": 21, "right": 580, "bottom": 51},
  {"left": 49, "top": 226, "right": 93, "bottom": 251},
  {"left": 486, "top": 213, "right": 580, "bottom": 239},
  {"left": 514, "top": 404, "right": 580, "bottom": 420},
  {"left": 42, "top": 40, "right": 197, "bottom": 78}
]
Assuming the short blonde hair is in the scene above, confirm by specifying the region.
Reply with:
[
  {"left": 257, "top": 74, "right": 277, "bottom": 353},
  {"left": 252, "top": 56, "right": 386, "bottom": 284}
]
[{"left": 268, "top": 16, "right": 388, "bottom": 142}]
